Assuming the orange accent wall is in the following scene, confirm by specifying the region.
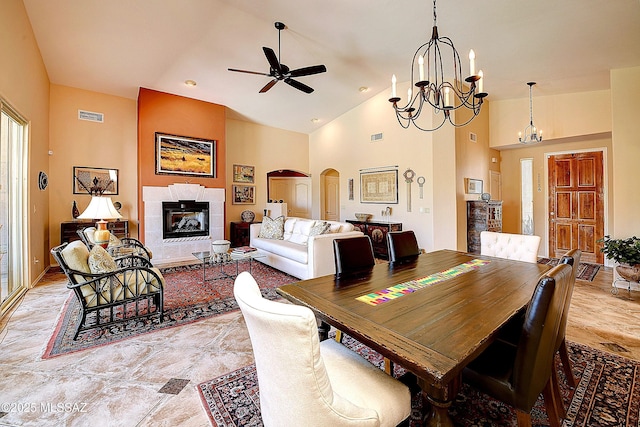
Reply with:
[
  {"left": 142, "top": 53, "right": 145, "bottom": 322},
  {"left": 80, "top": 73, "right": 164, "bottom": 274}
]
[{"left": 137, "top": 87, "right": 226, "bottom": 240}]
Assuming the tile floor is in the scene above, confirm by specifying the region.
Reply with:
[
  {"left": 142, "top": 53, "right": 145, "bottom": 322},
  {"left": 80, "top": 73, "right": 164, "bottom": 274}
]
[{"left": 0, "top": 263, "right": 638, "bottom": 426}]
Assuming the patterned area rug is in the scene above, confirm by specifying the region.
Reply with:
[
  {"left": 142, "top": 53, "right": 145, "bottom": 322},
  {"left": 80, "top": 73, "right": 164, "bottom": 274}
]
[
  {"left": 198, "top": 337, "right": 640, "bottom": 426},
  {"left": 538, "top": 258, "right": 601, "bottom": 282},
  {"left": 42, "top": 262, "right": 296, "bottom": 358}
]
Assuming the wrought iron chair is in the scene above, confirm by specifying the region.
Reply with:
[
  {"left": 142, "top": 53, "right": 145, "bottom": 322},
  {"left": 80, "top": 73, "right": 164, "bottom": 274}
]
[
  {"left": 78, "top": 226, "right": 153, "bottom": 261},
  {"left": 51, "top": 241, "right": 164, "bottom": 340}
]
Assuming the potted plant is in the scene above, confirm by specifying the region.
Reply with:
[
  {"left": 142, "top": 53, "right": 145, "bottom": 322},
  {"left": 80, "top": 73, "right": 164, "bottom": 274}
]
[{"left": 598, "top": 235, "right": 640, "bottom": 282}]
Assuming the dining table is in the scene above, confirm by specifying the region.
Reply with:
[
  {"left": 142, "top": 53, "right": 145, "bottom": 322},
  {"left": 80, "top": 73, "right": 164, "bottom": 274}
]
[{"left": 276, "top": 249, "right": 551, "bottom": 427}]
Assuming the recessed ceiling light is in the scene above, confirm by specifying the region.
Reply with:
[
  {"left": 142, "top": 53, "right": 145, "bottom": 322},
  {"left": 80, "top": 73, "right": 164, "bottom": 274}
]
[
  {"left": 311, "top": 118, "right": 320, "bottom": 123},
  {"left": 185, "top": 80, "right": 197, "bottom": 87},
  {"left": 359, "top": 86, "right": 369, "bottom": 93}
]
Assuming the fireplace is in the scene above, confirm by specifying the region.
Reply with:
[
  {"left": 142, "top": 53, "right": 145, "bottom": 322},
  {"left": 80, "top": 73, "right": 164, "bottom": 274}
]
[{"left": 162, "top": 200, "right": 209, "bottom": 239}]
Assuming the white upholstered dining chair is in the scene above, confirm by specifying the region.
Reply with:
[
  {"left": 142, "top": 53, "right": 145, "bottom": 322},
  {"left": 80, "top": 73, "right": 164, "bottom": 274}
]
[
  {"left": 480, "top": 231, "right": 541, "bottom": 263},
  {"left": 233, "top": 271, "right": 411, "bottom": 427}
]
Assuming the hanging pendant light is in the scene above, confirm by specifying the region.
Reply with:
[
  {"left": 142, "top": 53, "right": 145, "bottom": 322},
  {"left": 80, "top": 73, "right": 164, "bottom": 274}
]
[
  {"left": 389, "top": 0, "right": 487, "bottom": 132},
  {"left": 518, "top": 82, "right": 543, "bottom": 144}
]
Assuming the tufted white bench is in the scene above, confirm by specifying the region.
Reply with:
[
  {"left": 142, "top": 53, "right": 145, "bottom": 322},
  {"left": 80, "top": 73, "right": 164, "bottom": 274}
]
[{"left": 480, "top": 231, "right": 541, "bottom": 263}]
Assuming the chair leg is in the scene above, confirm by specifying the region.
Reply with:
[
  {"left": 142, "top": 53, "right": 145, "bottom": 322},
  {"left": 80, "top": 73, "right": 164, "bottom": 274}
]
[
  {"left": 551, "top": 360, "right": 566, "bottom": 419},
  {"left": 384, "top": 357, "right": 394, "bottom": 375},
  {"left": 559, "top": 338, "right": 577, "bottom": 388},
  {"left": 515, "top": 410, "right": 533, "bottom": 427},
  {"left": 542, "top": 379, "right": 563, "bottom": 427}
]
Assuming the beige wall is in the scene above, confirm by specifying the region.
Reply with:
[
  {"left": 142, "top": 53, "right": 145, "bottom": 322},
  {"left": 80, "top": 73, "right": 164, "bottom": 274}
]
[
  {"left": 490, "top": 90, "right": 612, "bottom": 148},
  {"left": 611, "top": 66, "right": 640, "bottom": 239},
  {"left": 0, "top": 0, "right": 50, "bottom": 286},
  {"left": 48, "top": 85, "right": 137, "bottom": 253},
  {"left": 225, "top": 118, "right": 308, "bottom": 234},
  {"left": 309, "top": 81, "right": 459, "bottom": 253}
]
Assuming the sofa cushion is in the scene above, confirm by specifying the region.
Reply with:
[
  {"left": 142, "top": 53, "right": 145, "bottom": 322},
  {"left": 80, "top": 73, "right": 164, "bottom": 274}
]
[
  {"left": 88, "top": 245, "right": 118, "bottom": 274},
  {"left": 307, "top": 221, "right": 331, "bottom": 244},
  {"left": 60, "top": 241, "right": 92, "bottom": 274},
  {"left": 288, "top": 219, "right": 315, "bottom": 245},
  {"left": 254, "top": 238, "right": 309, "bottom": 264},
  {"left": 258, "top": 216, "right": 285, "bottom": 239}
]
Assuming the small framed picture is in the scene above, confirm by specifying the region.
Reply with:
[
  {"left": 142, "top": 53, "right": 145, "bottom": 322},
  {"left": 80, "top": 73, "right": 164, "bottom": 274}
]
[
  {"left": 73, "top": 166, "right": 119, "bottom": 195},
  {"left": 466, "top": 178, "right": 483, "bottom": 194},
  {"left": 233, "top": 164, "right": 255, "bottom": 183},
  {"left": 232, "top": 185, "right": 255, "bottom": 205}
]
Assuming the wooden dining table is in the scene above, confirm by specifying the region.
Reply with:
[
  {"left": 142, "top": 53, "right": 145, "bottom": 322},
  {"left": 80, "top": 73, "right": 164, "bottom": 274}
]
[{"left": 276, "top": 249, "right": 551, "bottom": 427}]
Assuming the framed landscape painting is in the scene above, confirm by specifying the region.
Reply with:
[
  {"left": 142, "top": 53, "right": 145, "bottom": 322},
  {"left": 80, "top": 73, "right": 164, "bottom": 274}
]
[
  {"left": 233, "top": 164, "right": 255, "bottom": 183},
  {"left": 155, "top": 133, "right": 216, "bottom": 177}
]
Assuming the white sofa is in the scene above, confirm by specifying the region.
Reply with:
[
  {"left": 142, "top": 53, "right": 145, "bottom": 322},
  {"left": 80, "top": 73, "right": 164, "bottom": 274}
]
[{"left": 250, "top": 217, "right": 364, "bottom": 280}]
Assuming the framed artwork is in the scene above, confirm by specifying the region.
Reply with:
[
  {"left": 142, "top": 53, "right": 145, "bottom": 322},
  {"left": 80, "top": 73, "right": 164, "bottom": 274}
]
[
  {"left": 155, "top": 132, "right": 216, "bottom": 177},
  {"left": 232, "top": 185, "right": 255, "bottom": 205},
  {"left": 233, "top": 164, "right": 255, "bottom": 183},
  {"left": 360, "top": 169, "right": 398, "bottom": 203},
  {"left": 466, "top": 178, "right": 483, "bottom": 194},
  {"left": 73, "top": 166, "right": 119, "bottom": 195},
  {"left": 348, "top": 178, "right": 354, "bottom": 200}
]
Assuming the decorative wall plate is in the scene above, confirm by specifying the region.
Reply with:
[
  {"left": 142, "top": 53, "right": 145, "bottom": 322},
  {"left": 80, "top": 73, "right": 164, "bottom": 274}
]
[
  {"left": 38, "top": 171, "right": 48, "bottom": 190},
  {"left": 241, "top": 210, "right": 256, "bottom": 222}
]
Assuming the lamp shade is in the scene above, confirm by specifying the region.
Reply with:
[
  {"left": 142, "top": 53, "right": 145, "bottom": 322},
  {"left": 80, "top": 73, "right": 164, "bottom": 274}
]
[{"left": 77, "top": 196, "right": 122, "bottom": 220}]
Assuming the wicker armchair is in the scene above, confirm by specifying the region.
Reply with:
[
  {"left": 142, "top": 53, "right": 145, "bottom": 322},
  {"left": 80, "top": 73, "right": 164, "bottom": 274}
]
[
  {"left": 51, "top": 241, "right": 164, "bottom": 340},
  {"left": 77, "top": 226, "right": 153, "bottom": 261}
]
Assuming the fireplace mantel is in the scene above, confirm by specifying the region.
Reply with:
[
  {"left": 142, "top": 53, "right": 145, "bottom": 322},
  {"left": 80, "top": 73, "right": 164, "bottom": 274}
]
[{"left": 143, "top": 184, "right": 225, "bottom": 265}]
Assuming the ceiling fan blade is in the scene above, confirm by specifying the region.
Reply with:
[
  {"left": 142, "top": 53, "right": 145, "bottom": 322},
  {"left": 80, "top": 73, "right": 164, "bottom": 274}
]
[
  {"left": 285, "top": 78, "right": 314, "bottom": 94},
  {"left": 259, "top": 79, "right": 278, "bottom": 93},
  {"left": 262, "top": 47, "right": 282, "bottom": 75},
  {"left": 228, "top": 68, "right": 271, "bottom": 77},
  {"left": 288, "top": 65, "right": 327, "bottom": 78}
]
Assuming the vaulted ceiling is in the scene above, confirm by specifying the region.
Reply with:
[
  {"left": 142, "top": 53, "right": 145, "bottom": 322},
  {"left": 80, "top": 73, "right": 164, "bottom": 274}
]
[{"left": 23, "top": 0, "right": 640, "bottom": 134}]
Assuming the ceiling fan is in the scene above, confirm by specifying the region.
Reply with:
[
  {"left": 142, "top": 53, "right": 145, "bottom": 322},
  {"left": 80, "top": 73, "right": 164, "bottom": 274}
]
[{"left": 228, "top": 21, "right": 327, "bottom": 94}]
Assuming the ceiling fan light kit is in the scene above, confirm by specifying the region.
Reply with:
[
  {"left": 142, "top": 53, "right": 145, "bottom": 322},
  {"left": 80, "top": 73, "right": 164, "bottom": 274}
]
[
  {"left": 518, "top": 82, "right": 543, "bottom": 144},
  {"left": 389, "top": 0, "right": 487, "bottom": 132},
  {"left": 228, "top": 21, "right": 327, "bottom": 94}
]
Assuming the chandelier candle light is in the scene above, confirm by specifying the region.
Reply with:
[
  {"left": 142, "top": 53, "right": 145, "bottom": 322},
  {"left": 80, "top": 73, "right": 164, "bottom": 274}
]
[
  {"left": 518, "top": 82, "right": 543, "bottom": 144},
  {"left": 389, "top": 0, "right": 487, "bottom": 131}
]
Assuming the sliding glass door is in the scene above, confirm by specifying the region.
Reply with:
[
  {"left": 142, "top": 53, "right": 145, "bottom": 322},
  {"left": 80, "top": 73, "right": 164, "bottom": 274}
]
[{"left": 0, "top": 101, "right": 28, "bottom": 316}]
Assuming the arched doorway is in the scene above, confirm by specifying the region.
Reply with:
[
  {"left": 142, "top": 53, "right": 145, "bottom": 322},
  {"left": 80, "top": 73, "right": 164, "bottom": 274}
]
[
  {"left": 320, "top": 169, "right": 340, "bottom": 221},
  {"left": 267, "top": 169, "right": 312, "bottom": 218}
]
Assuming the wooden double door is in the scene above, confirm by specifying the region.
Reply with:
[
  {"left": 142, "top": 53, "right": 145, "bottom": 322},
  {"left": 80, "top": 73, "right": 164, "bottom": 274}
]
[{"left": 548, "top": 151, "right": 604, "bottom": 264}]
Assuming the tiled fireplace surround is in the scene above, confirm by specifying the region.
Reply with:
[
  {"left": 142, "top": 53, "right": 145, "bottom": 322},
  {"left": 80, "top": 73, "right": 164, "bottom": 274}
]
[{"left": 143, "top": 183, "right": 225, "bottom": 265}]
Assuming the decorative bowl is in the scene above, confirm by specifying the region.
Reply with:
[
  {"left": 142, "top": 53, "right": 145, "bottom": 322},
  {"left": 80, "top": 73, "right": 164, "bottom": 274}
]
[
  {"left": 355, "top": 213, "right": 372, "bottom": 222},
  {"left": 211, "top": 239, "right": 231, "bottom": 254}
]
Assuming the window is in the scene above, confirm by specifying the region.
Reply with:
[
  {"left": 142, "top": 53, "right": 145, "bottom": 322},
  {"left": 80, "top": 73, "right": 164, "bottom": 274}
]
[
  {"left": 1, "top": 100, "right": 28, "bottom": 316},
  {"left": 520, "top": 158, "right": 534, "bottom": 235}
]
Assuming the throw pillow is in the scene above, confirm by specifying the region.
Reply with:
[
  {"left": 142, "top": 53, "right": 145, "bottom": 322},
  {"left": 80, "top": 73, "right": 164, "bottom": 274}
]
[
  {"left": 88, "top": 245, "right": 117, "bottom": 274},
  {"left": 108, "top": 233, "right": 122, "bottom": 247},
  {"left": 306, "top": 221, "right": 330, "bottom": 245},
  {"left": 258, "top": 216, "right": 285, "bottom": 240}
]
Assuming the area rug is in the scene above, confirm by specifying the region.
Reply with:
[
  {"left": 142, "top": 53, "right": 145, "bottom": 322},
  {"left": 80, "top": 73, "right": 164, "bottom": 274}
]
[
  {"left": 538, "top": 257, "right": 601, "bottom": 282},
  {"left": 198, "top": 337, "right": 640, "bottom": 427},
  {"left": 42, "top": 261, "right": 296, "bottom": 358}
]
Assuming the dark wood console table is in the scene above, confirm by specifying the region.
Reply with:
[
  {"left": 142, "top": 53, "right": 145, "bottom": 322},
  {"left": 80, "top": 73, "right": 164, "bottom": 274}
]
[
  {"left": 346, "top": 220, "right": 402, "bottom": 260},
  {"left": 61, "top": 219, "right": 129, "bottom": 244}
]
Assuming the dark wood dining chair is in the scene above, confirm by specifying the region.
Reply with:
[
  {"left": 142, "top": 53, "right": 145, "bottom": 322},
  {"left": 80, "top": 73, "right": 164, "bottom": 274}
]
[
  {"left": 387, "top": 230, "right": 420, "bottom": 265},
  {"left": 463, "top": 263, "right": 573, "bottom": 427},
  {"left": 333, "top": 235, "right": 375, "bottom": 279}
]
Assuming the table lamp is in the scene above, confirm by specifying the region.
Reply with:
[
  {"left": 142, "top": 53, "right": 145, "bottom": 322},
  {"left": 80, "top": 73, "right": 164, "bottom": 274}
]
[{"left": 77, "top": 196, "right": 122, "bottom": 248}]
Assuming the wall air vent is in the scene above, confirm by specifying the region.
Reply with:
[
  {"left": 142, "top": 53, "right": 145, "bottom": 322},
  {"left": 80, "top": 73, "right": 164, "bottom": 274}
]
[
  {"left": 78, "top": 110, "right": 104, "bottom": 123},
  {"left": 469, "top": 132, "right": 477, "bottom": 142},
  {"left": 370, "top": 132, "right": 383, "bottom": 142}
]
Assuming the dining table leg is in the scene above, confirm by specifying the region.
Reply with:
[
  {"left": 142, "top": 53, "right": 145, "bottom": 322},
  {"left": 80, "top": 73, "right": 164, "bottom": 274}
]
[{"left": 418, "top": 374, "right": 461, "bottom": 427}]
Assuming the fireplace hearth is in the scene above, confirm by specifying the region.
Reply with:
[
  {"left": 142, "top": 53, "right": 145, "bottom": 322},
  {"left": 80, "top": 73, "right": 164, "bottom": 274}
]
[{"left": 162, "top": 200, "right": 209, "bottom": 239}]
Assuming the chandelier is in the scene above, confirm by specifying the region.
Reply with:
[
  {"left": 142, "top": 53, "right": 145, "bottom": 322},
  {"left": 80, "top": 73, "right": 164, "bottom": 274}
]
[
  {"left": 518, "top": 82, "right": 543, "bottom": 144},
  {"left": 389, "top": 0, "right": 487, "bottom": 131}
]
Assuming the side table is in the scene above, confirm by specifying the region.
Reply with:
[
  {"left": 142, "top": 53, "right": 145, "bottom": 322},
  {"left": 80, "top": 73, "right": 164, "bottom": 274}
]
[{"left": 230, "top": 221, "right": 259, "bottom": 247}]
